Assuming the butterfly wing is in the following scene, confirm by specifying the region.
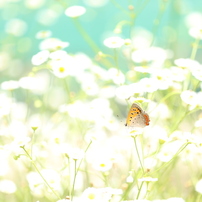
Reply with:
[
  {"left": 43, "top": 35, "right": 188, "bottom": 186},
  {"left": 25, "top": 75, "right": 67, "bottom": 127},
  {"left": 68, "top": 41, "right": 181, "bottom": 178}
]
[{"left": 125, "top": 103, "right": 150, "bottom": 128}]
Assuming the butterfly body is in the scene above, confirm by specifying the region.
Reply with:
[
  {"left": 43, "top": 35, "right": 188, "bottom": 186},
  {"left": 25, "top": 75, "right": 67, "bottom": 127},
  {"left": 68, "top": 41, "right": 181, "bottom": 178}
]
[{"left": 125, "top": 103, "right": 150, "bottom": 128}]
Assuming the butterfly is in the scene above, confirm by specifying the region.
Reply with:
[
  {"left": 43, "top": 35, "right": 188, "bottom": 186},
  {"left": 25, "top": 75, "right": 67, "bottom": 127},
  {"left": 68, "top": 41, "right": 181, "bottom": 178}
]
[{"left": 125, "top": 103, "right": 150, "bottom": 128}]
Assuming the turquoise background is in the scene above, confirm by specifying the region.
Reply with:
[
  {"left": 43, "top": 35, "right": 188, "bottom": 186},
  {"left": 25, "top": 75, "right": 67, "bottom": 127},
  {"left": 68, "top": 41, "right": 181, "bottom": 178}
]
[{"left": 1, "top": 0, "right": 202, "bottom": 73}]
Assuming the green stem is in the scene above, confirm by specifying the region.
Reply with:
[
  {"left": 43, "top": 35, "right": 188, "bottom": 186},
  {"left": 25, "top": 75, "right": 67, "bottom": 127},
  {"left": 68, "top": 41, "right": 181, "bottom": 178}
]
[
  {"left": 72, "top": 18, "right": 113, "bottom": 67},
  {"left": 76, "top": 141, "right": 92, "bottom": 176},
  {"left": 136, "top": 181, "right": 144, "bottom": 199},
  {"left": 67, "top": 156, "right": 71, "bottom": 199},
  {"left": 70, "top": 141, "right": 92, "bottom": 200},
  {"left": 72, "top": 18, "right": 100, "bottom": 53},
  {"left": 190, "top": 38, "right": 200, "bottom": 60},
  {"left": 151, "top": 142, "right": 189, "bottom": 174},
  {"left": 71, "top": 160, "right": 77, "bottom": 201},
  {"left": 21, "top": 146, "right": 61, "bottom": 200},
  {"left": 170, "top": 105, "right": 189, "bottom": 133},
  {"left": 133, "top": 136, "right": 144, "bottom": 174},
  {"left": 30, "top": 130, "right": 36, "bottom": 158},
  {"left": 113, "top": 48, "right": 120, "bottom": 71},
  {"left": 64, "top": 78, "right": 73, "bottom": 104}
]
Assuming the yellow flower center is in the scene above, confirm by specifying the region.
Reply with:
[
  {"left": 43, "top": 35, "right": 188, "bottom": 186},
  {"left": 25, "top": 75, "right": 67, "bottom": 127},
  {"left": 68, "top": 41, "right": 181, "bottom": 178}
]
[
  {"left": 88, "top": 193, "right": 95, "bottom": 199},
  {"left": 59, "top": 67, "right": 65, "bottom": 72}
]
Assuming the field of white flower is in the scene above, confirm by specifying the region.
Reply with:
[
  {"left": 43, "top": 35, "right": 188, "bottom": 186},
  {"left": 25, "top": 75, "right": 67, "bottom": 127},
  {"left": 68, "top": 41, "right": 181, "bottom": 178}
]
[{"left": 1, "top": 1, "right": 202, "bottom": 202}]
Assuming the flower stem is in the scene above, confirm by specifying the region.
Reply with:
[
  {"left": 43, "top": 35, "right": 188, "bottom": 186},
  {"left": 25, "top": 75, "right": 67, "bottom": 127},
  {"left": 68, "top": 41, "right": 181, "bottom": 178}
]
[
  {"left": 133, "top": 136, "right": 144, "bottom": 174},
  {"left": 151, "top": 142, "right": 189, "bottom": 174},
  {"left": 136, "top": 181, "right": 144, "bottom": 200},
  {"left": 70, "top": 141, "right": 92, "bottom": 201},
  {"left": 113, "top": 48, "right": 120, "bottom": 72},
  {"left": 190, "top": 38, "right": 200, "bottom": 60},
  {"left": 71, "top": 159, "right": 77, "bottom": 201},
  {"left": 64, "top": 77, "right": 73, "bottom": 104},
  {"left": 21, "top": 146, "right": 61, "bottom": 200},
  {"left": 72, "top": 18, "right": 113, "bottom": 67}
]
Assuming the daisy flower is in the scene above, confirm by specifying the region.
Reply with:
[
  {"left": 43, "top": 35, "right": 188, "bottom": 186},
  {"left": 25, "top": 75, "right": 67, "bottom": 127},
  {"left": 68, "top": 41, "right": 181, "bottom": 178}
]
[
  {"left": 65, "top": 6, "right": 86, "bottom": 18},
  {"left": 103, "top": 36, "right": 125, "bottom": 48}
]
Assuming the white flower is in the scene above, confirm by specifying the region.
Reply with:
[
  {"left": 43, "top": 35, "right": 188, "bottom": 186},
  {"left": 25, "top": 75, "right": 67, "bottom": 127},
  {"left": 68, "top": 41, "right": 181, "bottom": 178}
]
[
  {"left": 92, "top": 158, "right": 113, "bottom": 172},
  {"left": 195, "top": 179, "right": 202, "bottom": 194},
  {"left": 180, "top": 90, "right": 198, "bottom": 106},
  {"left": 126, "top": 127, "right": 144, "bottom": 136},
  {"left": 103, "top": 36, "right": 125, "bottom": 48},
  {"left": 31, "top": 50, "right": 49, "bottom": 65},
  {"left": 39, "top": 38, "right": 69, "bottom": 51},
  {"left": 65, "top": 6, "right": 86, "bottom": 18},
  {"left": 49, "top": 50, "right": 69, "bottom": 60},
  {"left": 170, "top": 66, "right": 188, "bottom": 82},
  {"left": 81, "top": 187, "right": 121, "bottom": 202},
  {"left": 107, "top": 68, "right": 125, "bottom": 84},
  {"left": 191, "top": 65, "right": 202, "bottom": 81},
  {"left": 174, "top": 58, "right": 200, "bottom": 70},
  {"left": 12, "top": 136, "right": 31, "bottom": 147},
  {"left": 5, "top": 18, "right": 27, "bottom": 36},
  {"left": 144, "top": 157, "right": 157, "bottom": 170},
  {"left": 26, "top": 169, "right": 61, "bottom": 196},
  {"left": 82, "top": 82, "right": 99, "bottom": 95},
  {"left": 138, "top": 78, "right": 159, "bottom": 93},
  {"left": 51, "top": 62, "right": 70, "bottom": 78},
  {"left": 1, "top": 80, "right": 19, "bottom": 90},
  {"left": 99, "top": 86, "right": 116, "bottom": 98},
  {"left": 134, "top": 65, "right": 153, "bottom": 73},
  {"left": 151, "top": 69, "right": 173, "bottom": 90},
  {"left": 37, "top": 8, "right": 59, "bottom": 26},
  {"left": 157, "top": 142, "right": 182, "bottom": 162},
  {"left": 67, "top": 148, "right": 84, "bottom": 160},
  {"left": 25, "top": 0, "right": 45, "bottom": 9},
  {"left": 131, "top": 47, "right": 170, "bottom": 63},
  {"left": 85, "top": 129, "right": 107, "bottom": 142},
  {"left": 0, "top": 180, "right": 16, "bottom": 194},
  {"left": 19, "top": 75, "right": 49, "bottom": 94},
  {"left": 131, "top": 28, "right": 153, "bottom": 49},
  {"left": 126, "top": 175, "right": 134, "bottom": 183},
  {"left": 195, "top": 118, "right": 202, "bottom": 127},
  {"left": 138, "top": 177, "right": 158, "bottom": 182},
  {"left": 115, "top": 85, "right": 133, "bottom": 100},
  {"left": 189, "top": 26, "right": 202, "bottom": 39},
  {"left": 81, "top": 187, "right": 105, "bottom": 202},
  {"left": 185, "top": 12, "right": 202, "bottom": 28},
  {"left": 0, "top": 93, "right": 13, "bottom": 117}
]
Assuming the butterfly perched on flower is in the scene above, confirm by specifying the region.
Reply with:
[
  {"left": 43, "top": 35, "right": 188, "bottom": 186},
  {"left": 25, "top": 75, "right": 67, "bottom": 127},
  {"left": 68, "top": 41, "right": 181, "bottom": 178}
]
[{"left": 125, "top": 103, "right": 150, "bottom": 128}]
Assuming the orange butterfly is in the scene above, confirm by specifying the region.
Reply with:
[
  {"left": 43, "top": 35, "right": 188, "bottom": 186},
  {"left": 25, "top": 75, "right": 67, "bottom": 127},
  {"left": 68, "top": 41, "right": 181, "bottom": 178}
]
[{"left": 125, "top": 103, "right": 150, "bottom": 128}]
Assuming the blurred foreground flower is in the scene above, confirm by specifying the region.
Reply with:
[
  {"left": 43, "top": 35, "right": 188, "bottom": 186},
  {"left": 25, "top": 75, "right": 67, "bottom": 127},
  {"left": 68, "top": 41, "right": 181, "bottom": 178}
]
[
  {"left": 65, "top": 6, "right": 86, "bottom": 18},
  {"left": 5, "top": 18, "right": 27, "bottom": 37},
  {"left": 67, "top": 148, "right": 85, "bottom": 160},
  {"left": 0, "top": 180, "right": 16, "bottom": 194},
  {"left": 56, "top": 199, "right": 71, "bottom": 202},
  {"left": 31, "top": 50, "right": 49, "bottom": 65},
  {"left": 1, "top": 80, "right": 19, "bottom": 90},
  {"left": 195, "top": 178, "right": 202, "bottom": 194},
  {"left": 180, "top": 90, "right": 202, "bottom": 108},
  {"left": 103, "top": 36, "right": 125, "bottom": 48},
  {"left": 107, "top": 68, "right": 125, "bottom": 84},
  {"left": 189, "top": 26, "right": 202, "bottom": 39},
  {"left": 26, "top": 169, "right": 61, "bottom": 197},
  {"left": 81, "top": 187, "right": 122, "bottom": 202},
  {"left": 40, "top": 38, "right": 69, "bottom": 51},
  {"left": 92, "top": 158, "right": 113, "bottom": 172},
  {"left": 36, "top": 30, "right": 52, "bottom": 39}
]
